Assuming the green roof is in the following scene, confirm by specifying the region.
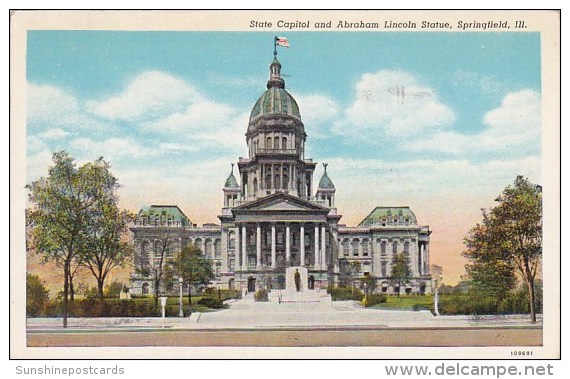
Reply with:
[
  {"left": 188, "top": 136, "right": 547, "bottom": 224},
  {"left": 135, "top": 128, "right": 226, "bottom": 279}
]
[
  {"left": 358, "top": 207, "right": 417, "bottom": 227},
  {"left": 138, "top": 205, "right": 190, "bottom": 226},
  {"left": 225, "top": 172, "right": 240, "bottom": 188},
  {"left": 318, "top": 172, "right": 335, "bottom": 190},
  {"left": 250, "top": 87, "right": 301, "bottom": 122}
]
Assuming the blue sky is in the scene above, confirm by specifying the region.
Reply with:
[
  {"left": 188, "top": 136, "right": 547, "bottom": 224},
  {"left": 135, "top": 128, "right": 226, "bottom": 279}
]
[{"left": 26, "top": 31, "right": 542, "bottom": 283}]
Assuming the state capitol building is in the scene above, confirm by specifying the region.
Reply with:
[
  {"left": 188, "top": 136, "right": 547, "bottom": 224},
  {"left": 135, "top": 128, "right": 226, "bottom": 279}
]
[{"left": 130, "top": 54, "right": 432, "bottom": 296}]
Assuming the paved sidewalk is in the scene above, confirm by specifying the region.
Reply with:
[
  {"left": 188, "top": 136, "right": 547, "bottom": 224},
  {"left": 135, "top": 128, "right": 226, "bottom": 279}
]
[{"left": 26, "top": 297, "right": 542, "bottom": 332}]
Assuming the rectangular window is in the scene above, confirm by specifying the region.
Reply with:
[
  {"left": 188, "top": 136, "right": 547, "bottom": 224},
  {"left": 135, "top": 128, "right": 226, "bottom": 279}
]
[{"left": 381, "top": 261, "right": 387, "bottom": 277}]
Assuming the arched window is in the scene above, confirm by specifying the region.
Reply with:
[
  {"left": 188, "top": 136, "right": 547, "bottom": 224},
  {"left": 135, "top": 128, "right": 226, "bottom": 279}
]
[
  {"left": 195, "top": 238, "right": 203, "bottom": 253},
  {"left": 274, "top": 137, "right": 280, "bottom": 150},
  {"left": 404, "top": 241, "right": 410, "bottom": 254},
  {"left": 342, "top": 239, "right": 349, "bottom": 256},
  {"left": 266, "top": 137, "right": 272, "bottom": 149},
  {"left": 381, "top": 241, "right": 387, "bottom": 255},
  {"left": 140, "top": 242, "right": 149, "bottom": 270},
  {"left": 274, "top": 174, "right": 280, "bottom": 190},
  {"left": 228, "top": 231, "right": 235, "bottom": 249},
  {"left": 253, "top": 178, "right": 258, "bottom": 193},
  {"left": 282, "top": 137, "right": 287, "bottom": 150},
  {"left": 283, "top": 174, "right": 289, "bottom": 189},
  {"left": 392, "top": 241, "right": 398, "bottom": 255},
  {"left": 215, "top": 239, "right": 222, "bottom": 258},
  {"left": 352, "top": 239, "right": 360, "bottom": 256},
  {"left": 265, "top": 174, "right": 272, "bottom": 189},
  {"left": 362, "top": 238, "right": 369, "bottom": 256},
  {"left": 205, "top": 239, "right": 213, "bottom": 258}
]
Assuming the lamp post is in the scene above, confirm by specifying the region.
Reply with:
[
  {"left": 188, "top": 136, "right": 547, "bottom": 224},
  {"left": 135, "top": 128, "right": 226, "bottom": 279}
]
[{"left": 178, "top": 277, "right": 184, "bottom": 317}]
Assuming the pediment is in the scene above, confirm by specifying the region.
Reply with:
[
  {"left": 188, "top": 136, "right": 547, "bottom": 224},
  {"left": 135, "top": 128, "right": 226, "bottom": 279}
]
[{"left": 234, "top": 193, "right": 328, "bottom": 213}]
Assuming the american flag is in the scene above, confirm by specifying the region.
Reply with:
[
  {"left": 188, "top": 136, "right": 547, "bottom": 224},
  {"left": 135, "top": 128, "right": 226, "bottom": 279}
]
[{"left": 275, "top": 36, "right": 290, "bottom": 48}]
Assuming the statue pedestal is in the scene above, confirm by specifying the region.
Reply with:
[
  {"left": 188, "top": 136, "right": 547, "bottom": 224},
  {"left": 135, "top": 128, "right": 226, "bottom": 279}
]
[{"left": 285, "top": 266, "right": 308, "bottom": 292}]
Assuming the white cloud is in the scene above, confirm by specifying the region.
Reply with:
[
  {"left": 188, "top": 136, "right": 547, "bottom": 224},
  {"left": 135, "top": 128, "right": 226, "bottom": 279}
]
[
  {"left": 26, "top": 150, "right": 54, "bottom": 181},
  {"left": 27, "top": 82, "right": 106, "bottom": 132},
  {"left": 334, "top": 70, "right": 455, "bottom": 137},
  {"left": 87, "top": 71, "right": 201, "bottom": 121},
  {"left": 404, "top": 90, "right": 541, "bottom": 154},
  {"left": 27, "top": 83, "right": 80, "bottom": 123},
  {"left": 38, "top": 128, "right": 70, "bottom": 140},
  {"left": 480, "top": 89, "right": 541, "bottom": 148},
  {"left": 295, "top": 94, "right": 339, "bottom": 138}
]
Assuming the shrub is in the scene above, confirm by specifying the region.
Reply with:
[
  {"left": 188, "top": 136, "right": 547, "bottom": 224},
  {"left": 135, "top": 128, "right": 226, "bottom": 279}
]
[
  {"left": 364, "top": 293, "right": 387, "bottom": 307},
  {"left": 327, "top": 285, "right": 364, "bottom": 301},
  {"left": 26, "top": 274, "right": 50, "bottom": 317},
  {"left": 254, "top": 289, "right": 269, "bottom": 302},
  {"left": 203, "top": 288, "right": 241, "bottom": 301},
  {"left": 197, "top": 297, "right": 225, "bottom": 309},
  {"left": 104, "top": 281, "right": 125, "bottom": 298}
]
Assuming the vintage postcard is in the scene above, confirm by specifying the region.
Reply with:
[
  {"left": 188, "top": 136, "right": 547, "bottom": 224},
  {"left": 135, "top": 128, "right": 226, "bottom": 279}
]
[{"left": 10, "top": 10, "right": 560, "bottom": 360}]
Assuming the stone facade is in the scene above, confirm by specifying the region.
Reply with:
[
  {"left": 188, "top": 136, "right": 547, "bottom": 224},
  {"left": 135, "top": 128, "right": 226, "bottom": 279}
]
[{"left": 130, "top": 56, "right": 432, "bottom": 296}]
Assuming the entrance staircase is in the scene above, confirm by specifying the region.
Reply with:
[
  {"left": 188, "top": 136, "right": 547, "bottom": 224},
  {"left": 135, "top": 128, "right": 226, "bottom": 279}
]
[{"left": 268, "top": 289, "right": 332, "bottom": 305}]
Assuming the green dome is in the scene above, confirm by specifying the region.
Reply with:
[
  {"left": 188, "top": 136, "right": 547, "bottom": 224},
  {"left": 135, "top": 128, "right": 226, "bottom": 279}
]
[
  {"left": 224, "top": 164, "right": 240, "bottom": 188},
  {"left": 249, "top": 87, "right": 301, "bottom": 122},
  {"left": 318, "top": 163, "right": 335, "bottom": 190}
]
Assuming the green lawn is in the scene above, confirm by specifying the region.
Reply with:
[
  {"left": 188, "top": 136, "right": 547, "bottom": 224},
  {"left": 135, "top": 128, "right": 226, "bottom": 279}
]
[
  {"left": 110, "top": 296, "right": 215, "bottom": 313},
  {"left": 371, "top": 294, "right": 434, "bottom": 310}
]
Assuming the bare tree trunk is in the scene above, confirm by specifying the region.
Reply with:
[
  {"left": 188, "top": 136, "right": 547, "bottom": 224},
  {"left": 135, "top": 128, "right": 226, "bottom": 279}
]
[
  {"left": 188, "top": 285, "right": 192, "bottom": 306},
  {"left": 524, "top": 259, "right": 537, "bottom": 323},
  {"left": 63, "top": 262, "right": 69, "bottom": 329},
  {"left": 98, "top": 277, "right": 105, "bottom": 301},
  {"left": 68, "top": 271, "right": 75, "bottom": 302}
]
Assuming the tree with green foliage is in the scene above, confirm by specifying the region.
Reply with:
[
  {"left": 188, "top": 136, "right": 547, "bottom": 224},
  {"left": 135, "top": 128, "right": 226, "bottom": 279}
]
[
  {"left": 174, "top": 244, "right": 215, "bottom": 305},
  {"left": 463, "top": 176, "right": 542, "bottom": 322},
  {"left": 104, "top": 280, "right": 126, "bottom": 298},
  {"left": 362, "top": 273, "right": 377, "bottom": 295},
  {"left": 81, "top": 204, "right": 134, "bottom": 300},
  {"left": 390, "top": 252, "right": 412, "bottom": 298},
  {"left": 26, "top": 152, "right": 118, "bottom": 328},
  {"left": 348, "top": 260, "right": 361, "bottom": 294},
  {"left": 26, "top": 274, "right": 50, "bottom": 317}
]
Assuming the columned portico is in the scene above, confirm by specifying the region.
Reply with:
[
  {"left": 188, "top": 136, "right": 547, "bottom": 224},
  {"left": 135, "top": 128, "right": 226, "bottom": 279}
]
[
  {"left": 314, "top": 225, "right": 320, "bottom": 268},
  {"left": 256, "top": 223, "right": 262, "bottom": 269},
  {"left": 241, "top": 224, "right": 247, "bottom": 270},
  {"left": 271, "top": 224, "right": 276, "bottom": 268},
  {"left": 321, "top": 225, "right": 327, "bottom": 270},
  {"left": 285, "top": 225, "right": 291, "bottom": 263},
  {"left": 300, "top": 224, "right": 305, "bottom": 266}
]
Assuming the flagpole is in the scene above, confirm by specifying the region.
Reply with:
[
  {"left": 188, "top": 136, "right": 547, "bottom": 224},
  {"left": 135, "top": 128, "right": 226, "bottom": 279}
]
[{"left": 273, "top": 36, "right": 277, "bottom": 57}]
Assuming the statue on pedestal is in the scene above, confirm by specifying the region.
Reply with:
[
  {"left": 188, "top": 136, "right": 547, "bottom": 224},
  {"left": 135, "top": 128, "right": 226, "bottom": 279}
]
[{"left": 294, "top": 269, "right": 301, "bottom": 292}]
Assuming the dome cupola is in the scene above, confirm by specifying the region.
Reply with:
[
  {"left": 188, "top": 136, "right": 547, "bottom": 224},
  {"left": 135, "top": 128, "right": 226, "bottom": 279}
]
[
  {"left": 249, "top": 57, "right": 302, "bottom": 123},
  {"left": 318, "top": 163, "right": 336, "bottom": 190},
  {"left": 224, "top": 164, "right": 240, "bottom": 189}
]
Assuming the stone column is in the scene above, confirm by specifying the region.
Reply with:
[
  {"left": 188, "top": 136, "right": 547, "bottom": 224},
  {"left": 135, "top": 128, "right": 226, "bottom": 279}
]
[
  {"left": 300, "top": 224, "right": 305, "bottom": 266},
  {"left": 314, "top": 224, "right": 320, "bottom": 268},
  {"left": 241, "top": 224, "right": 247, "bottom": 270},
  {"left": 221, "top": 226, "right": 228, "bottom": 272},
  {"left": 285, "top": 224, "right": 291, "bottom": 264},
  {"left": 321, "top": 225, "right": 327, "bottom": 270},
  {"left": 235, "top": 226, "right": 240, "bottom": 269},
  {"left": 271, "top": 224, "right": 276, "bottom": 268},
  {"left": 425, "top": 243, "right": 430, "bottom": 272},
  {"left": 256, "top": 223, "right": 262, "bottom": 269},
  {"left": 419, "top": 243, "right": 425, "bottom": 275}
]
